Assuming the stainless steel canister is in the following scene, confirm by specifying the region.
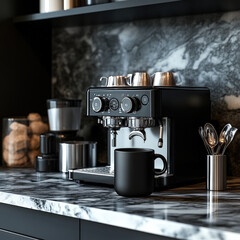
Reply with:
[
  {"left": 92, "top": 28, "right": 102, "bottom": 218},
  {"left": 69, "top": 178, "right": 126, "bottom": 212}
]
[
  {"left": 207, "top": 155, "right": 226, "bottom": 191},
  {"left": 47, "top": 99, "right": 82, "bottom": 132},
  {"left": 40, "top": 0, "right": 63, "bottom": 13},
  {"left": 59, "top": 141, "right": 97, "bottom": 172}
]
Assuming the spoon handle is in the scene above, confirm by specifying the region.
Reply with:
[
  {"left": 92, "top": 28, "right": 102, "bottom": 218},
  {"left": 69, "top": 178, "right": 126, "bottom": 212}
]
[
  {"left": 221, "top": 127, "right": 238, "bottom": 155},
  {"left": 198, "top": 127, "right": 211, "bottom": 154},
  {"left": 222, "top": 143, "right": 228, "bottom": 155},
  {"left": 215, "top": 143, "right": 223, "bottom": 155},
  {"left": 204, "top": 140, "right": 212, "bottom": 155}
]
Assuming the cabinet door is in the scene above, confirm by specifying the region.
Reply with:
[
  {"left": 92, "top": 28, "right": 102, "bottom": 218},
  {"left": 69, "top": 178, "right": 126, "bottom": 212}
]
[
  {"left": 0, "top": 203, "right": 80, "bottom": 240},
  {"left": 81, "top": 220, "right": 175, "bottom": 240},
  {"left": 0, "top": 228, "right": 39, "bottom": 240}
]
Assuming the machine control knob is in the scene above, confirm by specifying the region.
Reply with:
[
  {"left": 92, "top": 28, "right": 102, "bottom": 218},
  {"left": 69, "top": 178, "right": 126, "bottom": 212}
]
[
  {"left": 109, "top": 98, "right": 119, "bottom": 111},
  {"left": 92, "top": 97, "right": 106, "bottom": 112},
  {"left": 121, "top": 97, "right": 139, "bottom": 113}
]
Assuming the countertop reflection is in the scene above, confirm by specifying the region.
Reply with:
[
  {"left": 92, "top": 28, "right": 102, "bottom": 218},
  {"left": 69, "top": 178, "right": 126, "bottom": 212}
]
[{"left": 0, "top": 168, "right": 240, "bottom": 240}]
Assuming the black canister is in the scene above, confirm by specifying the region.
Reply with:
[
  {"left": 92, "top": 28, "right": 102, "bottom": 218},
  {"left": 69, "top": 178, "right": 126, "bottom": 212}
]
[{"left": 36, "top": 155, "right": 58, "bottom": 172}]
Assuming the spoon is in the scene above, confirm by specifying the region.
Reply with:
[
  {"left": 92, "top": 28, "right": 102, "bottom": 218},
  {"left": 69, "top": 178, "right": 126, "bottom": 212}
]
[
  {"left": 215, "top": 123, "right": 232, "bottom": 155},
  {"left": 198, "top": 126, "right": 211, "bottom": 154},
  {"left": 222, "top": 127, "right": 238, "bottom": 155},
  {"left": 204, "top": 123, "right": 218, "bottom": 155}
]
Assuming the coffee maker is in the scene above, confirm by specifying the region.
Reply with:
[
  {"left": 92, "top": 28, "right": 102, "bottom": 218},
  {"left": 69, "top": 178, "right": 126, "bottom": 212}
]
[
  {"left": 36, "top": 99, "right": 82, "bottom": 172},
  {"left": 69, "top": 73, "right": 211, "bottom": 189}
]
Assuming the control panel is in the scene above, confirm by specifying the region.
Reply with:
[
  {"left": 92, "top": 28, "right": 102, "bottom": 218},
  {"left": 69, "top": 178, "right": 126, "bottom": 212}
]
[{"left": 87, "top": 87, "right": 156, "bottom": 118}]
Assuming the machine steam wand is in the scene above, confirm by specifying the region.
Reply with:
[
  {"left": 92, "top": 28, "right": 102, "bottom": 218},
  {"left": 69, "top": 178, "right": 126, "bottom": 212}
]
[
  {"left": 111, "top": 129, "right": 118, "bottom": 147},
  {"left": 158, "top": 119, "right": 163, "bottom": 148}
]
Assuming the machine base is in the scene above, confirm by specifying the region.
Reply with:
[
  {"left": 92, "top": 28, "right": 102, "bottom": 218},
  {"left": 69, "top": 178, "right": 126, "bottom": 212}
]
[{"left": 68, "top": 166, "right": 205, "bottom": 190}]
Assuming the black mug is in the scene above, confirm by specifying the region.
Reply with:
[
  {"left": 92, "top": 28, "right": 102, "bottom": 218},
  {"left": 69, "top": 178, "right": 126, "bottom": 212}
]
[{"left": 114, "top": 148, "right": 167, "bottom": 197}]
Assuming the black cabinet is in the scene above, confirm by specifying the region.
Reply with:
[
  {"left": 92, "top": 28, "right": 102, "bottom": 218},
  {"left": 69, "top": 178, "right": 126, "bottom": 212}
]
[
  {"left": 81, "top": 220, "right": 174, "bottom": 240},
  {"left": 0, "top": 0, "right": 51, "bottom": 162},
  {"left": 0, "top": 203, "right": 80, "bottom": 240},
  {"left": 0, "top": 228, "right": 39, "bottom": 240},
  {"left": 0, "top": 203, "right": 175, "bottom": 240},
  {"left": 0, "top": 0, "right": 51, "bottom": 118}
]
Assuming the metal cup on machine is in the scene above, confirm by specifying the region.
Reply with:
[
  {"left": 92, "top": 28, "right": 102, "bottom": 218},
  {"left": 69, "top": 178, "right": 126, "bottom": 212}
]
[
  {"left": 100, "top": 76, "right": 128, "bottom": 87},
  {"left": 126, "top": 72, "right": 151, "bottom": 86},
  {"left": 151, "top": 72, "right": 176, "bottom": 86}
]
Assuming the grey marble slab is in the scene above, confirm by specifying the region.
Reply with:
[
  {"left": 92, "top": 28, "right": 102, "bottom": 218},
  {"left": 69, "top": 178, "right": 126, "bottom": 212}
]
[
  {"left": 52, "top": 10, "right": 240, "bottom": 173},
  {"left": 0, "top": 168, "right": 240, "bottom": 239}
]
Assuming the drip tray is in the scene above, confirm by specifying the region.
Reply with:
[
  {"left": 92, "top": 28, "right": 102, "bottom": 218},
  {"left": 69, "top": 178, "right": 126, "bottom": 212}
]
[
  {"left": 69, "top": 167, "right": 179, "bottom": 190},
  {"left": 68, "top": 166, "right": 114, "bottom": 185}
]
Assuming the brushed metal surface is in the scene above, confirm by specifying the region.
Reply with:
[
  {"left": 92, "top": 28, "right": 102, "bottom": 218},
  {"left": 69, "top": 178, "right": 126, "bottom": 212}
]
[
  {"left": 109, "top": 117, "right": 171, "bottom": 176},
  {"left": 207, "top": 155, "right": 226, "bottom": 191},
  {"left": 48, "top": 107, "right": 81, "bottom": 131},
  {"left": 59, "top": 141, "right": 97, "bottom": 172}
]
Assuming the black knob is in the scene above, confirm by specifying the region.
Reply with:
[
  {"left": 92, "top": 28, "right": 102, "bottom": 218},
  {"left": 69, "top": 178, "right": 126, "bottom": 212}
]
[
  {"left": 121, "top": 97, "right": 139, "bottom": 113},
  {"left": 109, "top": 98, "right": 119, "bottom": 111},
  {"left": 92, "top": 97, "right": 106, "bottom": 112}
]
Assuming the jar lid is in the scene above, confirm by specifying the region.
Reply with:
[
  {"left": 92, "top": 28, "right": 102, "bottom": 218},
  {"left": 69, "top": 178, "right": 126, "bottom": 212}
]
[{"left": 47, "top": 99, "right": 82, "bottom": 109}]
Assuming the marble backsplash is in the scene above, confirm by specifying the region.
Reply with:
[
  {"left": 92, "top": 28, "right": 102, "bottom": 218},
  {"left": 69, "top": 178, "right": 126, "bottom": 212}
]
[{"left": 52, "top": 10, "right": 240, "bottom": 175}]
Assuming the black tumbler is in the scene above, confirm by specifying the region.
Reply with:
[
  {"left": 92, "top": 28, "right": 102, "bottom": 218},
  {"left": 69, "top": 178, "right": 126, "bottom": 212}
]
[{"left": 114, "top": 148, "right": 167, "bottom": 197}]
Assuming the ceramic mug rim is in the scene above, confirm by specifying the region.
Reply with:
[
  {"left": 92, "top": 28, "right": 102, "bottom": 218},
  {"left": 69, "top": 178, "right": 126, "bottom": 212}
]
[{"left": 115, "top": 148, "right": 154, "bottom": 153}]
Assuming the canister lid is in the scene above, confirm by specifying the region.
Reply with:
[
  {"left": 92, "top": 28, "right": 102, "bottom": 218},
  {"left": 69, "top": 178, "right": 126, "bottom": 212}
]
[{"left": 47, "top": 99, "right": 82, "bottom": 109}]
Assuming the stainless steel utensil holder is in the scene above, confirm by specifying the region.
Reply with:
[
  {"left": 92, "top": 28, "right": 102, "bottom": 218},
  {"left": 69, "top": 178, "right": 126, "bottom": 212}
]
[{"left": 207, "top": 155, "right": 226, "bottom": 191}]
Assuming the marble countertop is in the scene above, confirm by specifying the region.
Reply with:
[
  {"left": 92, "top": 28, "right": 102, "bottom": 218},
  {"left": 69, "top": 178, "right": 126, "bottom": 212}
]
[{"left": 0, "top": 168, "right": 240, "bottom": 240}]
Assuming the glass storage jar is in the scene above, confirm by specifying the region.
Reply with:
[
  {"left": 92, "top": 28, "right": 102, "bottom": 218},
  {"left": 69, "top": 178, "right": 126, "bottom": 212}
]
[{"left": 2, "top": 114, "right": 49, "bottom": 168}]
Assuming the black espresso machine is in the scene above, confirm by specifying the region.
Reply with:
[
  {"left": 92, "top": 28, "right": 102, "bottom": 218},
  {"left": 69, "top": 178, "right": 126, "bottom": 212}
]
[{"left": 69, "top": 85, "right": 211, "bottom": 189}]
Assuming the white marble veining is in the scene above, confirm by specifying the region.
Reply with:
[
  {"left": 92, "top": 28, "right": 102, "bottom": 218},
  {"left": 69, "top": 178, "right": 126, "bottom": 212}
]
[{"left": 1, "top": 168, "right": 240, "bottom": 239}]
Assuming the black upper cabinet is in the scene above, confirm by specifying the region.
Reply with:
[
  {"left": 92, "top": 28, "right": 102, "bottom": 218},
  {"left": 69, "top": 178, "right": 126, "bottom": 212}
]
[{"left": 13, "top": 0, "right": 240, "bottom": 27}]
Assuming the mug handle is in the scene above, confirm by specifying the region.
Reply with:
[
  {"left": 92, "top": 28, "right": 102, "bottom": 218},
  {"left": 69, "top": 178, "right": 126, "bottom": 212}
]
[
  {"left": 100, "top": 76, "right": 108, "bottom": 86},
  {"left": 126, "top": 74, "right": 132, "bottom": 86},
  {"left": 154, "top": 154, "right": 167, "bottom": 177},
  {"left": 151, "top": 73, "right": 155, "bottom": 78},
  {"left": 151, "top": 73, "right": 155, "bottom": 86}
]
